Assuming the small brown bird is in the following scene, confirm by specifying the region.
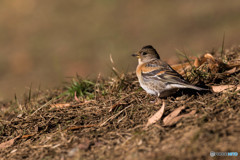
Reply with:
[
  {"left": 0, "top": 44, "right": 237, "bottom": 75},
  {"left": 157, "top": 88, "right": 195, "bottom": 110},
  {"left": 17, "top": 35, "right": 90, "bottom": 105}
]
[{"left": 132, "top": 45, "right": 207, "bottom": 98}]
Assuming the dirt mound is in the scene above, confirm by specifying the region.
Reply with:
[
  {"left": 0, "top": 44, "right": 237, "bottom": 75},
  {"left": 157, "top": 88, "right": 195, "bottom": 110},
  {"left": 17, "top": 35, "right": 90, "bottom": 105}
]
[{"left": 0, "top": 46, "right": 240, "bottom": 160}]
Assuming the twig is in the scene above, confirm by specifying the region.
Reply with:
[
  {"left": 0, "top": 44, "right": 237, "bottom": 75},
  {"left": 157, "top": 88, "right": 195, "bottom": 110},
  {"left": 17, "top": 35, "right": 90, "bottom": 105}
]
[
  {"left": 109, "top": 92, "right": 137, "bottom": 112},
  {"left": 66, "top": 124, "right": 98, "bottom": 131},
  {"left": 30, "top": 98, "right": 56, "bottom": 116},
  {"left": 70, "top": 100, "right": 95, "bottom": 107},
  {"left": 100, "top": 105, "right": 132, "bottom": 127}
]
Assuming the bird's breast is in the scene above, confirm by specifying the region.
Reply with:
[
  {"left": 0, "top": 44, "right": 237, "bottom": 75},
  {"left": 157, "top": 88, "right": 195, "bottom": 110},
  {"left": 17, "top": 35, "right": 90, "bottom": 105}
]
[{"left": 136, "top": 64, "right": 143, "bottom": 80}]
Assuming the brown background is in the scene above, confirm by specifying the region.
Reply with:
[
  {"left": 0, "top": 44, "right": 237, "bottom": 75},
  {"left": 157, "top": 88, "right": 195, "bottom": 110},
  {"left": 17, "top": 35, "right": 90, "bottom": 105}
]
[{"left": 0, "top": 0, "right": 240, "bottom": 100}]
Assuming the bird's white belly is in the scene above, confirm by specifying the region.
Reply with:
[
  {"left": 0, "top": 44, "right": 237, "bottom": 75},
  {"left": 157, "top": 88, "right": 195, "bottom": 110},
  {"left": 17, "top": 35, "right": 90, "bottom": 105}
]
[{"left": 139, "top": 82, "right": 157, "bottom": 95}]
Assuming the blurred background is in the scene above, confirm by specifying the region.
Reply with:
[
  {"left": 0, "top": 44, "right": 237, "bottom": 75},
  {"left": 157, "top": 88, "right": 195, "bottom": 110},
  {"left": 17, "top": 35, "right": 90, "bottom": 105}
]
[{"left": 0, "top": 0, "right": 240, "bottom": 101}]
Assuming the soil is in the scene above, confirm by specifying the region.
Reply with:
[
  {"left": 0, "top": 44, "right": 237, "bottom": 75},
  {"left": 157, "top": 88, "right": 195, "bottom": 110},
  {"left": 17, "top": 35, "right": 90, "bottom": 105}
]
[{"left": 0, "top": 46, "right": 240, "bottom": 160}]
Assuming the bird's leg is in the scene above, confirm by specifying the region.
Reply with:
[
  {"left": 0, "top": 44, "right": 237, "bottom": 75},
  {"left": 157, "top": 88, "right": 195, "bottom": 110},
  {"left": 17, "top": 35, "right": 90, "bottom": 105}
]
[
  {"left": 154, "top": 98, "right": 162, "bottom": 105},
  {"left": 150, "top": 93, "right": 162, "bottom": 105},
  {"left": 150, "top": 97, "right": 162, "bottom": 104},
  {"left": 149, "top": 94, "right": 157, "bottom": 103}
]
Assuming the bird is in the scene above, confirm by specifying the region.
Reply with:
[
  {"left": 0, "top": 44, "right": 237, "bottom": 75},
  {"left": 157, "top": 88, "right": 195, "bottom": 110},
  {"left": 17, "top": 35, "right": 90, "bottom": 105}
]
[{"left": 132, "top": 45, "right": 207, "bottom": 98}]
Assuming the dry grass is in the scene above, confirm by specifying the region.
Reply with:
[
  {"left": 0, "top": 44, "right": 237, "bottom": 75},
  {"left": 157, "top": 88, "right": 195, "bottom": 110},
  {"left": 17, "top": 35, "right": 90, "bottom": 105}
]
[{"left": 0, "top": 46, "right": 240, "bottom": 160}]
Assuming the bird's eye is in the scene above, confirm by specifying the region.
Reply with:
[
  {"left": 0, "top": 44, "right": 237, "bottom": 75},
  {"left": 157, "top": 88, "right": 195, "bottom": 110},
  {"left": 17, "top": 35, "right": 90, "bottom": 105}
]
[{"left": 142, "top": 52, "right": 147, "bottom": 55}]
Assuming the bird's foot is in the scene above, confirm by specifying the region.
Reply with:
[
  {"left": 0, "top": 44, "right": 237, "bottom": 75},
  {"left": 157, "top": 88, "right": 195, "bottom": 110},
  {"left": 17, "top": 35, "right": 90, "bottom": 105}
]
[{"left": 150, "top": 98, "right": 162, "bottom": 105}]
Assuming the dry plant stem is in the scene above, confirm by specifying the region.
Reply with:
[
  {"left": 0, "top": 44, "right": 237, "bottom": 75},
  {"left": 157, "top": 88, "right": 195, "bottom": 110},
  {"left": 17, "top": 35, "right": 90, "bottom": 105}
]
[
  {"left": 74, "top": 91, "right": 80, "bottom": 102},
  {"left": 109, "top": 92, "right": 137, "bottom": 112},
  {"left": 70, "top": 100, "right": 96, "bottom": 107},
  {"left": 67, "top": 124, "right": 98, "bottom": 131},
  {"left": 30, "top": 98, "right": 57, "bottom": 116},
  {"left": 100, "top": 105, "right": 132, "bottom": 127}
]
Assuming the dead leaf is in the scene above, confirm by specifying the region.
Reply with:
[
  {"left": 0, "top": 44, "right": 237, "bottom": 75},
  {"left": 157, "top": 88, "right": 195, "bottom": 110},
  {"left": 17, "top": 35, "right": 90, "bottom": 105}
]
[
  {"left": 223, "top": 67, "right": 236, "bottom": 75},
  {"left": 194, "top": 58, "right": 201, "bottom": 67},
  {"left": 171, "top": 62, "right": 193, "bottom": 75},
  {"left": 211, "top": 85, "right": 240, "bottom": 92},
  {"left": 0, "top": 136, "right": 21, "bottom": 149},
  {"left": 50, "top": 103, "right": 71, "bottom": 108},
  {"left": 146, "top": 101, "right": 166, "bottom": 127},
  {"left": 170, "top": 53, "right": 237, "bottom": 77},
  {"left": 227, "top": 60, "right": 240, "bottom": 68},
  {"left": 163, "top": 106, "right": 185, "bottom": 125},
  {"left": 194, "top": 53, "right": 216, "bottom": 68},
  {"left": 164, "top": 110, "right": 196, "bottom": 126},
  {"left": 204, "top": 53, "right": 215, "bottom": 61}
]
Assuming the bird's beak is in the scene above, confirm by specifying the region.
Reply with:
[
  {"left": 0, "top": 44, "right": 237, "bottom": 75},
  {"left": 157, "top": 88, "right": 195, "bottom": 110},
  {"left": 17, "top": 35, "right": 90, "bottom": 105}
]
[{"left": 132, "top": 53, "right": 139, "bottom": 58}]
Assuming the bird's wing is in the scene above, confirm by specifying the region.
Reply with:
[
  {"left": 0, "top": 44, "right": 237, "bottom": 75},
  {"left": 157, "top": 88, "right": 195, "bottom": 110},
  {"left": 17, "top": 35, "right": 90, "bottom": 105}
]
[{"left": 141, "top": 59, "right": 190, "bottom": 85}]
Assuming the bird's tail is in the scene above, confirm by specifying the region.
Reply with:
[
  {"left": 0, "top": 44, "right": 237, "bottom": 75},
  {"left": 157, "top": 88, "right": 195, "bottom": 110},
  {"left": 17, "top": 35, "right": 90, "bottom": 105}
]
[{"left": 186, "top": 84, "right": 209, "bottom": 91}]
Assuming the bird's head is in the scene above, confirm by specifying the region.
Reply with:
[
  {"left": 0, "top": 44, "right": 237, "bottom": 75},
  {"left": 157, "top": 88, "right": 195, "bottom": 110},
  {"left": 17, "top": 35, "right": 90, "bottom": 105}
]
[{"left": 132, "top": 45, "right": 160, "bottom": 63}]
